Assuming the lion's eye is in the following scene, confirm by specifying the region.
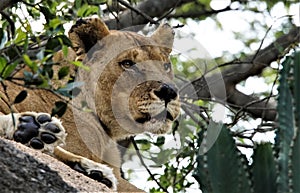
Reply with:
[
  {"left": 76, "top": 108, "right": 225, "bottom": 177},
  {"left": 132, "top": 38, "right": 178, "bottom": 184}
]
[
  {"left": 164, "top": 63, "right": 171, "bottom": 73},
  {"left": 119, "top": 60, "right": 136, "bottom": 69}
]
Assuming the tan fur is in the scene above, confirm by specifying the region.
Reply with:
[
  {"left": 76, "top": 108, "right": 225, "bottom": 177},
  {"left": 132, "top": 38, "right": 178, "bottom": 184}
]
[{"left": 0, "top": 18, "right": 180, "bottom": 192}]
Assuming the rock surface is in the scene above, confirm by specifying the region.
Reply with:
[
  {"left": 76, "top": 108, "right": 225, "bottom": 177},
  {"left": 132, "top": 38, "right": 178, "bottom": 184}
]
[{"left": 0, "top": 137, "right": 111, "bottom": 193}]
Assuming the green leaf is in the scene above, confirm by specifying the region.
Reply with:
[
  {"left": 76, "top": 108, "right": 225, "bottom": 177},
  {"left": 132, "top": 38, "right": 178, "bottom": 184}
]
[
  {"left": 13, "top": 90, "right": 28, "bottom": 104},
  {"left": 0, "top": 57, "right": 7, "bottom": 74},
  {"left": 49, "top": 18, "right": 63, "bottom": 29},
  {"left": 71, "top": 61, "right": 90, "bottom": 71},
  {"left": 77, "top": 4, "right": 99, "bottom": 17},
  {"left": 252, "top": 143, "right": 276, "bottom": 193},
  {"left": 24, "top": 34, "right": 29, "bottom": 52},
  {"left": 23, "top": 70, "right": 33, "bottom": 79},
  {"left": 0, "top": 28, "right": 4, "bottom": 43},
  {"left": 56, "top": 81, "right": 84, "bottom": 98},
  {"left": 62, "top": 45, "right": 69, "bottom": 57},
  {"left": 59, "top": 81, "right": 84, "bottom": 92},
  {"left": 23, "top": 54, "right": 32, "bottom": 66},
  {"left": 58, "top": 66, "right": 70, "bottom": 80},
  {"left": 154, "top": 136, "right": 165, "bottom": 146},
  {"left": 46, "top": 35, "right": 72, "bottom": 54},
  {"left": 88, "top": 0, "right": 107, "bottom": 4},
  {"left": 23, "top": 54, "right": 33, "bottom": 67},
  {"left": 135, "top": 139, "right": 151, "bottom": 151},
  {"left": 46, "top": 37, "right": 60, "bottom": 52},
  {"left": 23, "top": 54, "right": 38, "bottom": 72},
  {"left": 2, "top": 62, "right": 18, "bottom": 79},
  {"left": 14, "top": 28, "right": 26, "bottom": 44},
  {"left": 75, "top": 0, "right": 82, "bottom": 9},
  {"left": 51, "top": 101, "right": 68, "bottom": 117},
  {"left": 58, "top": 35, "right": 72, "bottom": 47},
  {"left": 135, "top": 139, "right": 149, "bottom": 144},
  {"left": 40, "top": 6, "right": 55, "bottom": 22}
]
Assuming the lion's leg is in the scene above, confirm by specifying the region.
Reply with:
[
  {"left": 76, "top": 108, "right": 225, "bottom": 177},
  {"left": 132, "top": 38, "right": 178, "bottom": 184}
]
[
  {"left": 0, "top": 112, "right": 117, "bottom": 190},
  {"left": 54, "top": 146, "right": 117, "bottom": 190}
]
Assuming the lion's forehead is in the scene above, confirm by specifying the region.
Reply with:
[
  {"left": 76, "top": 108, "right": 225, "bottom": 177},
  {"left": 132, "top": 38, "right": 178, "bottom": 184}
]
[
  {"left": 116, "top": 47, "right": 169, "bottom": 62},
  {"left": 104, "top": 31, "right": 170, "bottom": 57}
]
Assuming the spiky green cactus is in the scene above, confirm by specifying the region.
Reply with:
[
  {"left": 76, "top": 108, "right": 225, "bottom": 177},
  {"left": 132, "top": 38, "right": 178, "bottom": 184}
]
[
  {"left": 193, "top": 51, "right": 300, "bottom": 193},
  {"left": 194, "top": 122, "right": 252, "bottom": 193},
  {"left": 276, "top": 55, "right": 295, "bottom": 193},
  {"left": 252, "top": 143, "right": 276, "bottom": 193},
  {"left": 289, "top": 52, "right": 300, "bottom": 193}
]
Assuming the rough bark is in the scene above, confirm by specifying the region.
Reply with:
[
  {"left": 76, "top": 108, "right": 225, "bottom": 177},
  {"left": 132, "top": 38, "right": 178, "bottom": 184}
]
[
  {"left": 0, "top": 0, "right": 20, "bottom": 12},
  {"left": 0, "top": 137, "right": 111, "bottom": 192},
  {"left": 105, "top": 0, "right": 195, "bottom": 29}
]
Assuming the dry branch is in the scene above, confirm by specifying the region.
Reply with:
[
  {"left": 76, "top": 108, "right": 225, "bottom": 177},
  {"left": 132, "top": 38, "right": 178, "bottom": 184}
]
[
  {"left": 105, "top": 0, "right": 195, "bottom": 29},
  {"left": 186, "top": 26, "right": 300, "bottom": 121},
  {"left": 167, "top": 6, "right": 234, "bottom": 19},
  {"left": 0, "top": 0, "right": 20, "bottom": 12}
]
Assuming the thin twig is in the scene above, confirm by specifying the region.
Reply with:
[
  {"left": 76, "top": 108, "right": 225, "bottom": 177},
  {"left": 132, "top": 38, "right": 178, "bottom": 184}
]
[
  {"left": 236, "top": 143, "right": 254, "bottom": 148},
  {"left": 259, "top": 60, "right": 280, "bottom": 126},
  {"left": 251, "top": 24, "right": 273, "bottom": 63},
  {"left": 181, "top": 105, "right": 207, "bottom": 128},
  {"left": 0, "top": 81, "right": 11, "bottom": 108},
  {"left": 180, "top": 100, "right": 208, "bottom": 112},
  {"left": 157, "top": 0, "right": 181, "bottom": 22},
  {"left": 172, "top": 24, "right": 184, "bottom": 29},
  {"left": 251, "top": 15, "right": 295, "bottom": 63},
  {"left": 0, "top": 11, "right": 15, "bottom": 39},
  {"left": 168, "top": 5, "right": 235, "bottom": 19},
  {"left": 117, "top": 0, "right": 158, "bottom": 24},
  {"left": 234, "top": 94, "right": 277, "bottom": 119},
  {"left": 173, "top": 161, "right": 196, "bottom": 185},
  {"left": 172, "top": 157, "right": 179, "bottom": 190},
  {"left": 130, "top": 136, "right": 168, "bottom": 192}
]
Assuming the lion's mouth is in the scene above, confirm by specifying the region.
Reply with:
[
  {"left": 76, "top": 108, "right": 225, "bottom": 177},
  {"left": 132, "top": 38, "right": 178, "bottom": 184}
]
[{"left": 136, "top": 110, "right": 174, "bottom": 124}]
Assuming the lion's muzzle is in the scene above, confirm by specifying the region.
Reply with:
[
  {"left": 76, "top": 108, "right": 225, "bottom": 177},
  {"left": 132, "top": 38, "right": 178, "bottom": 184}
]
[
  {"left": 130, "top": 81, "right": 180, "bottom": 134},
  {"left": 153, "top": 83, "right": 178, "bottom": 108}
]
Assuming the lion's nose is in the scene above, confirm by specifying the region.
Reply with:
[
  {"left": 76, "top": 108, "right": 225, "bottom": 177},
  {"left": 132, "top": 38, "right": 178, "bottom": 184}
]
[{"left": 154, "top": 83, "right": 178, "bottom": 105}]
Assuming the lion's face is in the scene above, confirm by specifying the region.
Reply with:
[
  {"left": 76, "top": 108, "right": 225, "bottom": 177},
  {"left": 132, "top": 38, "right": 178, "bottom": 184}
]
[
  {"left": 122, "top": 47, "right": 180, "bottom": 135},
  {"left": 129, "top": 79, "right": 180, "bottom": 134},
  {"left": 72, "top": 19, "right": 180, "bottom": 139}
]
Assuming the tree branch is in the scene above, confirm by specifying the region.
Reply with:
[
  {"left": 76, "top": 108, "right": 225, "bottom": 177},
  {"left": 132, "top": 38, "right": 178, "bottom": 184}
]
[
  {"left": 184, "top": 26, "right": 300, "bottom": 121},
  {"left": 0, "top": 0, "right": 20, "bottom": 12},
  {"left": 117, "top": 0, "right": 158, "bottom": 24},
  {"left": 105, "top": 0, "right": 194, "bottom": 29},
  {"left": 228, "top": 88, "right": 277, "bottom": 120},
  {"left": 167, "top": 5, "right": 235, "bottom": 19},
  {"left": 223, "top": 26, "right": 300, "bottom": 85}
]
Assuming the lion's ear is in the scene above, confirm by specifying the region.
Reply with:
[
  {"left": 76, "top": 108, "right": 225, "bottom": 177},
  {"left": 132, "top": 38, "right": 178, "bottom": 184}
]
[
  {"left": 68, "top": 18, "right": 110, "bottom": 60},
  {"left": 151, "top": 23, "right": 174, "bottom": 53}
]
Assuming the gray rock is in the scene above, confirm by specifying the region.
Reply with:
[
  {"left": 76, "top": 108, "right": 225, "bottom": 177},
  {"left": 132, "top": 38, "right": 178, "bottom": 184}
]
[{"left": 0, "top": 137, "right": 111, "bottom": 193}]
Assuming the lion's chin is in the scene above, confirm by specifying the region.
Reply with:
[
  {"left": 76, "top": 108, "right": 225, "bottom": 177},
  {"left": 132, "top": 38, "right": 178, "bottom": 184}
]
[
  {"left": 143, "top": 119, "right": 173, "bottom": 134},
  {"left": 134, "top": 109, "right": 178, "bottom": 134}
]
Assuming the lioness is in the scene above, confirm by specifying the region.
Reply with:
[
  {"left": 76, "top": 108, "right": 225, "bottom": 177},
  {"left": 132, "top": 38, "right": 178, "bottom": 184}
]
[{"left": 0, "top": 18, "right": 180, "bottom": 191}]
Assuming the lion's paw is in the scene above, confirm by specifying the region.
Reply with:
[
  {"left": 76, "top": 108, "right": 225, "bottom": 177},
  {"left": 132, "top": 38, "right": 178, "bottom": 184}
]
[
  {"left": 0, "top": 112, "right": 66, "bottom": 152},
  {"left": 69, "top": 157, "right": 117, "bottom": 190}
]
